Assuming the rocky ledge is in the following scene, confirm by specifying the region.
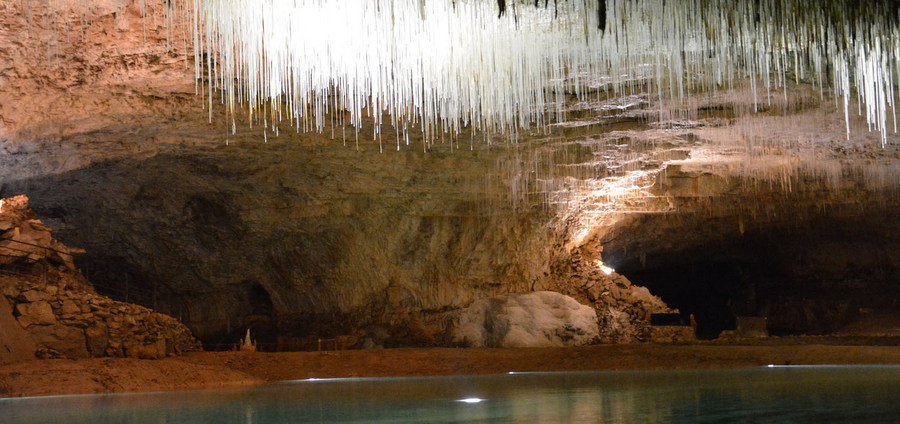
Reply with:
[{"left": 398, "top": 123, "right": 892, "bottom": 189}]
[{"left": 0, "top": 196, "right": 200, "bottom": 363}]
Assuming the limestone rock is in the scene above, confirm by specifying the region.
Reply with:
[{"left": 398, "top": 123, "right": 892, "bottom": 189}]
[
  {"left": 16, "top": 301, "right": 57, "bottom": 327},
  {"left": 1, "top": 195, "right": 202, "bottom": 359},
  {"left": 648, "top": 326, "right": 697, "bottom": 344},
  {"left": 29, "top": 324, "right": 89, "bottom": 359},
  {"left": 0, "top": 298, "right": 37, "bottom": 365},
  {"left": 0, "top": 195, "right": 83, "bottom": 270},
  {"left": 125, "top": 340, "right": 167, "bottom": 360},
  {"left": 60, "top": 299, "right": 81, "bottom": 316},
  {"left": 85, "top": 323, "right": 109, "bottom": 357},
  {"left": 541, "top": 248, "right": 675, "bottom": 343},
  {"left": 18, "top": 290, "right": 48, "bottom": 303},
  {"left": 453, "top": 291, "right": 599, "bottom": 348}
]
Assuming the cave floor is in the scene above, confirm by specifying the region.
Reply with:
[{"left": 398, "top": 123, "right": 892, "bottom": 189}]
[{"left": 2, "top": 341, "right": 899, "bottom": 398}]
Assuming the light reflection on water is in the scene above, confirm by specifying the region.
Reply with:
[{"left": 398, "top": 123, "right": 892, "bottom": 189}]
[{"left": 2, "top": 366, "right": 899, "bottom": 423}]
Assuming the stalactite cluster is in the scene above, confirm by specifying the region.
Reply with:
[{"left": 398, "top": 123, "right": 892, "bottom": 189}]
[{"left": 18, "top": 0, "right": 900, "bottom": 147}]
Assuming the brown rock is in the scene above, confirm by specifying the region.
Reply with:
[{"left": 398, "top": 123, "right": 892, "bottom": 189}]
[
  {"left": 0, "top": 297, "right": 37, "bottom": 365},
  {"left": 125, "top": 342, "right": 165, "bottom": 360},
  {"left": 586, "top": 284, "right": 603, "bottom": 302},
  {"left": 16, "top": 301, "right": 57, "bottom": 327},
  {"left": 0, "top": 224, "right": 55, "bottom": 262},
  {"left": 60, "top": 299, "right": 80, "bottom": 315},
  {"left": 24, "top": 219, "right": 51, "bottom": 232},
  {"left": 155, "top": 338, "right": 169, "bottom": 357},
  {"left": 18, "top": 290, "right": 49, "bottom": 303},
  {"left": 85, "top": 323, "right": 109, "bottom": 357},
  {"left": 0, "top": 284, "right": 19, "bottom": 299},
  {"left": 61, "top": 320, "right": 89, "bottom": 329},
  {"left": 29, "top": 325, "right": 89, "bottom": 359}
]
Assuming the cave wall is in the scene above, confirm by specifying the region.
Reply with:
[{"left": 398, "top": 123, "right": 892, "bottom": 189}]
[
  {"left": 2, "top": 0, "right": 900, "bottom": 348},
  {"left": 4, "top": 141, "right": 563, "bottom": 347},
  {"left": 0, "top": 2, "right": 571, "bottom": 347},
  {"left": 601, "top": 166, "right": 900, "bottom": 338}
]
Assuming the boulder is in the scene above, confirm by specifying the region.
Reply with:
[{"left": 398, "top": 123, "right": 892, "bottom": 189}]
[
  {"left": 60, "top": 299, "right": 81, "bottom": 316},
  {"left": 16, "top": 301, "right": 57, "bottom": 327},
  {"left": 0, "top": 298, "right": 37, "bottom": 365},
  {"left": 0, "top": 195, "right": 83, "bottom": 270},
  {"left": 1, "top": 283, "right": 21, "bottom": 299},
  {"left": 125, "top": 341, "right": 166, "bottom": 359},
  {"left": 453, "top": 291, "right": 599, "bottom": 348},
  {"left": 18, "top": 290, "right": 49, "bottom": 303},
  {"left": 85, "top": 323, "right": 109, "bottom": 356},
  {"left": 29, "top": 324, "right": 89, "bottom": 359}
]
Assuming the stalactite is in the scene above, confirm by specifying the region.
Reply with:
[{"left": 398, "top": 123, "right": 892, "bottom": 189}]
[{"left": 17, "top": 0, "right": 900, "bottom": 147}]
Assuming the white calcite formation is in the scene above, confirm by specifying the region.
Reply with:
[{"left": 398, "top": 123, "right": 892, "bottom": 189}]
[
  {"left": 453, "top": 291, "right": 600, "bottom": 348},
  {"left": 18, "top": 1, "right": 900, "bottom": 144}
]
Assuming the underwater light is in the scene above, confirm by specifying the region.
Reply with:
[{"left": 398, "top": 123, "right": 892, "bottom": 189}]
[{"left": 457, "top": 398, "right": 486, "bottom": 404}]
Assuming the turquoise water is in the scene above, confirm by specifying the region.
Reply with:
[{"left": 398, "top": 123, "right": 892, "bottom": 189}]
[{"left": 2, "top": 366, "right": 899, "bottom": 423}]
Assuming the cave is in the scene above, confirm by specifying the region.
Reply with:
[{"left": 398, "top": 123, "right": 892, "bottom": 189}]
[
  {"left": 1, "top": 0, "right": 899, "bottom": 420},
  {"left": 607, "top": 203, "right": 900, "bottom": 339}
]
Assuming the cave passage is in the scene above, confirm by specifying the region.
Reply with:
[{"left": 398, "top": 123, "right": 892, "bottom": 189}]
[{"left": 610, "top": 209, "right": 900, "bottom": 340}]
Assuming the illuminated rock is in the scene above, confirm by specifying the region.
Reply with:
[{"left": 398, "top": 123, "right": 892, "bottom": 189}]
[{"left": 453, "top": 291, "right": 599, "bottom": 348}]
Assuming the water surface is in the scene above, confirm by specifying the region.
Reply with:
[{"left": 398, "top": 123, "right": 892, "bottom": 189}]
[{"left": 2, "top": 366, "right": 898, "bottom": 423}]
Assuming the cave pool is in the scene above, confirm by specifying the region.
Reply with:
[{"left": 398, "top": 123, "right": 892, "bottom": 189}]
[{"left": 2, "top": 366, "right": 899, "bottom": 423}]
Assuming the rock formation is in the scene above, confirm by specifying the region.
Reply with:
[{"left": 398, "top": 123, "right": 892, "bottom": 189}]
[
  {"left": 0, "top": 196, "right": 200, "bottom": 362},
  {"left": 0, "top": 0, "right": 897, "bottom": 349},
  {"left": 0, "top": 195, "right": 83, "bottom": 271},
  {"left": 453, "top": 291, "right": 600, "bottom": 348},
  {"left": 541, "top": 247, "right": 675, "bottom": 343}
]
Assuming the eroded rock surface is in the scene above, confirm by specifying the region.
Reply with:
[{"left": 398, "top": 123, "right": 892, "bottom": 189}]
[
  {"left": 453, "top": 291, "right": 599, "bottom": 348},
  {"left": 0, "top": 196, "right": 200, "bottom": 362},
  {"left": 1, "top": 0, "right": 898, "bottom": 349}
]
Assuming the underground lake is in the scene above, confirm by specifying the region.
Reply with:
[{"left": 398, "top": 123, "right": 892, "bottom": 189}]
[{"left": 3, "top": 366, "right": 899, "bottom": 423}]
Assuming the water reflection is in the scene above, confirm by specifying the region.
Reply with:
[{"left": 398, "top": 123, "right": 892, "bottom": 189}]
[{"left": 2, "top": 366, "right": 899, "bottom": 423}]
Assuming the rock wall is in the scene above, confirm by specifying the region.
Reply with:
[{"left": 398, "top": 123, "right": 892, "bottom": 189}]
[
  {"left": 3, "top": 0, "right": 898, "bottom": 350},
  {"left": 0, "top": 294, "right": 36, "bottom": 365},
  {"left": 602, "top": 161, "right": 900, "bottom": 338},
  {"left": 540, "top": 247, "right": 675, "bottom": 343},
  {"left": 2, "top": 273, "right": 201, "bottom": 359},
  {"left": 0, "top": 196, "right": 200, "bottom": 362},
  {"left": 0, "top": 0, "right": 702, "bottom": 349}
]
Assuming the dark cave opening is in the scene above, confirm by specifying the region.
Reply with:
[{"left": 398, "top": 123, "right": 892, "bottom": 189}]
[
  {"left": 607, "top": 208, "right": 900, "bottom": 340},
  {"left": 202, "top": 281, "right": 279, "bottom": 352},
  {"left": 624, "top": 260, "right": 745, "bottom": 339}
]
